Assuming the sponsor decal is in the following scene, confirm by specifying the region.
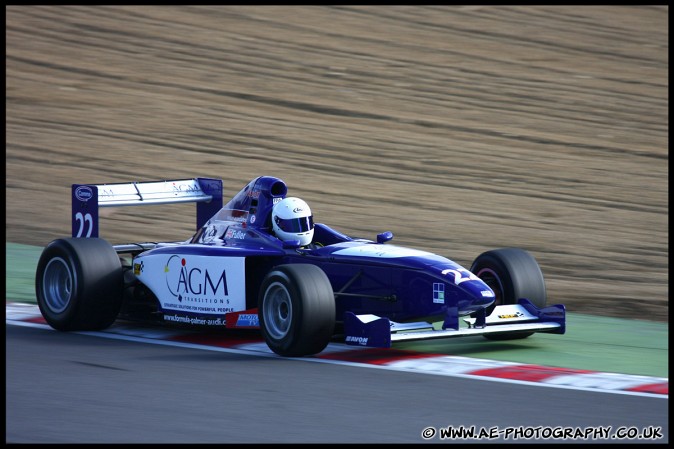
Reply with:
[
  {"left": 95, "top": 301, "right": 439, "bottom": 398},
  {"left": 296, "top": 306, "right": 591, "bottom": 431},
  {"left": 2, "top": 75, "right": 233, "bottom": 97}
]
[
  {"left": 164, "top": 255, "right": 229, "bottom": 302},
  {"left": 236, "top": 314, "right": 259, "bottom": 327},
  {"left": 214, "top": 209, "right": 249, "bottom": 224},
  {"left": 292, "top": 207, "right": 304, "bottom": 213},
  {"left": 136, "top": 254, "right": 246, "bottom": 315},
  {"left": 346, "top": 335, "right": 369, "bottom": 345},
  {"left": 273, "top": 197, "right": 282, "bottom": 204},
  {"left": 133, "top": 261, "right": 144, "bottom": 276},
  {"left": 481, "top": 290, "right": 495, "bottom": 297},
  {"left": 250, "top": 215, "right": 256, "bottom": 224},
  {"left": 433, "top": 283, "right": 445, "bottom": 304},
  {"left": 225, "top": 228, "right": 246, "bottom": 240},
  {"left": 498, "top": 312, "right": 525, "bottom": 319},
  {"left": 74, "top": 185, "right": 94, "bottom": 202},
  {"left": 171, "top": 182, "right": 200, "bottom": 194},
  {"left": 202, "top": 226, "right": 219, "bottom": 243},
  {"left": 98, "top": 187, "right": 116, "bottom": 198},
  {"left": 246, "top": 190, "right": 261, "bottom": 198},
  {"left": 163, "top": 314, "right": 226, "bottom": 326}
]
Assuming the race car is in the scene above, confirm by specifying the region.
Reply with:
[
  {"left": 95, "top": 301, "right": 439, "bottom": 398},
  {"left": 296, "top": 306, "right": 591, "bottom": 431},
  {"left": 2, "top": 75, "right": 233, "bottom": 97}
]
[{"left": 35, "top": 176, "right": 565, "bottom": 357}]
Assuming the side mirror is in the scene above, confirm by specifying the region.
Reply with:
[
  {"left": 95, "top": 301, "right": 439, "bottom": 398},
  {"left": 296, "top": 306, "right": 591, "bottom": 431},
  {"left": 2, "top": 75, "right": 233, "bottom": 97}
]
[{"left": 377, "top": 231, "right": 393, "bottom": 244}]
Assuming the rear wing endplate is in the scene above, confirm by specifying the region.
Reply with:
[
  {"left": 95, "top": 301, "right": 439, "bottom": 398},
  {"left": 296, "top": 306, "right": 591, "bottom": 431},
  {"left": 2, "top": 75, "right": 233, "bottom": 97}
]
[{"left": 71, "top": 178, "right": 223, "bottom": 238}]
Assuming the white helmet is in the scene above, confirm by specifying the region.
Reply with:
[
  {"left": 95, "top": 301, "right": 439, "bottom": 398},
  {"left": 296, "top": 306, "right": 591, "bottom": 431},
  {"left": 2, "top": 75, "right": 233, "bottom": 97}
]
[{"left": 272, "top": 197, "right": 314, "bottom": 246}]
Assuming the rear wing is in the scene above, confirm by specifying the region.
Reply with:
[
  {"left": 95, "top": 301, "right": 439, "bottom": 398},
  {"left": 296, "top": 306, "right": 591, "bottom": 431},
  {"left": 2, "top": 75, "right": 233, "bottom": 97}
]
[{"left": 71, "top": 178, "right": 223, "bottom": 238}]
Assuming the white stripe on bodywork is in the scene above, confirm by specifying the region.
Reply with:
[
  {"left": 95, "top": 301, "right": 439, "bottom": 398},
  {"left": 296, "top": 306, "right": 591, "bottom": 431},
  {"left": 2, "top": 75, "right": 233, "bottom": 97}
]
[{"left": 332, "top": 244, "right": 434, "bottom": 258}]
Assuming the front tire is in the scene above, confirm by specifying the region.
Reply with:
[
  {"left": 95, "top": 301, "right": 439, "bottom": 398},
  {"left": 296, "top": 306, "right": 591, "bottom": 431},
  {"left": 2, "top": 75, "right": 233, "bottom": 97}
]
[
  {"left": 36, "top": 238, "right": 123, "bottom": 331},
  {"left": 258, "top": 264, "right": 335, "bottom": 357},
  {"left": 470, "top": 248, "right": 546, "bottom": 340}
]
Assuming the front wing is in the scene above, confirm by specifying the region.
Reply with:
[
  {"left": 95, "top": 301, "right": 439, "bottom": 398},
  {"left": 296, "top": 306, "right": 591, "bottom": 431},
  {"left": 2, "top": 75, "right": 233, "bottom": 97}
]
[{"left": 343, "top": 298, "right": 566, "bottom": 348}]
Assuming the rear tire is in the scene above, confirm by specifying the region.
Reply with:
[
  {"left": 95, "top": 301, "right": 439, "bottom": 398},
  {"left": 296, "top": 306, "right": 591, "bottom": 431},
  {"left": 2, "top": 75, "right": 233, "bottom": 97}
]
[
  {"left": 36, "top": 238, "right": 123, "bottom": 331},
  {"left": 258, "top": 264, "right": 335, "bottom": 357},
  {"left": 470, "top": 248, "right": 546, "bottom": 340}
]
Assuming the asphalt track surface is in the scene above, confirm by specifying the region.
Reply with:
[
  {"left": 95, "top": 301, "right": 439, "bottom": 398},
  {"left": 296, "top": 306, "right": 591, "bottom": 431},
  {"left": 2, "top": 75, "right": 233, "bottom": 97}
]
[{"left": 5, "top": 325, "right": 668, "bottom": 444}]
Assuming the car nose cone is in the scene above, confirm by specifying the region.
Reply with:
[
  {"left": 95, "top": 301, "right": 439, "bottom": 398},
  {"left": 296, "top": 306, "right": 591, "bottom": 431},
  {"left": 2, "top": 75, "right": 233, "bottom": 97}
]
[{"left": 458, "top": 279, "right": 495, "bottom": 313}]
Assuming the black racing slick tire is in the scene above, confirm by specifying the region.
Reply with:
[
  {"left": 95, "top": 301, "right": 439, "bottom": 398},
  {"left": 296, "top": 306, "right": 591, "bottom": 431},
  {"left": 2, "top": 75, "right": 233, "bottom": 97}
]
[
  {"left": 258, "top": 264, "right": 335, "bottom": 357},
  {"left": 35, "top": 238, "right": 124, "bottom": 331},
  {"left": 470, "top": 248, "right": 547, "bottom": 340}
]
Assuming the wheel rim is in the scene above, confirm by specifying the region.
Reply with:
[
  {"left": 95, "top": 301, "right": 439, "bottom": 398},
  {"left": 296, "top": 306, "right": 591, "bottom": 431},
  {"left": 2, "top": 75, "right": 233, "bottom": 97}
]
[
  {"left": 42, "top": 257, "right": 74, "bottom": 314},
  {"left": 263, "top": 281, "right": 293, "bottom": 340},
  {"left": 476, "top": 268, "right": 503, "bottom": 306}
]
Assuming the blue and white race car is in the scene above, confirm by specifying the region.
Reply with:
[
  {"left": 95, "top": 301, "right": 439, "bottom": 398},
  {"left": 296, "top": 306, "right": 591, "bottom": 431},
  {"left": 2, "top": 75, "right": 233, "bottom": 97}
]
[{"left": 35, "top": 176, "right": 565, "bottom": 356}]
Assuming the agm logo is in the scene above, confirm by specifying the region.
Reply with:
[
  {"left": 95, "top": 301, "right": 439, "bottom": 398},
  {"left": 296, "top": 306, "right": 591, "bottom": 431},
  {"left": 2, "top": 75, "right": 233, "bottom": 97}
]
[{"left": 164, "top": 255, "right": 229, "bottom": 302}]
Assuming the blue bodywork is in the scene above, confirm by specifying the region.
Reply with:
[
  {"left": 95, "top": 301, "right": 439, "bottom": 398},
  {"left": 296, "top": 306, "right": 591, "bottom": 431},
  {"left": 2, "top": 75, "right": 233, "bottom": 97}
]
[
  {"left": 61, "top": 174, "right": 566, "bottom": 352},
  {"left": 132, "top": 176, "right": 497, "bottom": 329}
]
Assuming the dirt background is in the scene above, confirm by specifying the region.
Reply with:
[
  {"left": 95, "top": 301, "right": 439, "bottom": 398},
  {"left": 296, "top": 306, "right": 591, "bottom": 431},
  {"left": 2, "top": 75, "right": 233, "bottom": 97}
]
[{"left": 6, "top": 6, "right": 668, "bottom": 321}]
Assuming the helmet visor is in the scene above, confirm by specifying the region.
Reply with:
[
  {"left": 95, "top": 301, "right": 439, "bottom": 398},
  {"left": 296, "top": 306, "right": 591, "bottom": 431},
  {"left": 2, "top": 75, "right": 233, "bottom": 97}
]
[{"left": 275, "top": 215, "right": 314, "bottom": 233}]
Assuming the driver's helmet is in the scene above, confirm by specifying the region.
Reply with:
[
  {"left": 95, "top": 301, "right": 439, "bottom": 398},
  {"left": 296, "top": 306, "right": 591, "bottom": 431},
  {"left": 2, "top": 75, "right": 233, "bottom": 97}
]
[{"left": 271, "top": 197, "right": 314, "bottom": 246}]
